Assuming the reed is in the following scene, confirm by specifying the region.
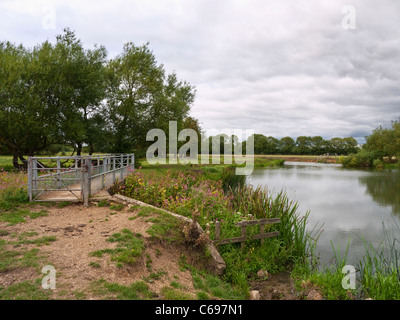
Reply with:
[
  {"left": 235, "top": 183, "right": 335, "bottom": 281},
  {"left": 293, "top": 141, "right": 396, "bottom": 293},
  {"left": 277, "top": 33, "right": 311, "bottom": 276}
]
[{"left": 357, "top": 218, "right": 400, "bottom": 299}]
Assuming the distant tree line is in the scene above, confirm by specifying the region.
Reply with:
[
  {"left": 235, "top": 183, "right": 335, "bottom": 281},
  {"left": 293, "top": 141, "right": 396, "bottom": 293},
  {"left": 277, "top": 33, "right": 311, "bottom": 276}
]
[
  {"left": 0, "top": 28, "right": 196, "bottom": 168},
  {"left": 202, "top": 134, "right": 359, "bottom": 156},
  {"left": 245, "top": 134, "right": 359, "bottom": 155}
]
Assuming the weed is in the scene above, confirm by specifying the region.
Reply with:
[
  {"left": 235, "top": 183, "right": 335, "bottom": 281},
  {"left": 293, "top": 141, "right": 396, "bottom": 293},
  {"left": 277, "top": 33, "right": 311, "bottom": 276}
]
[{"left": 91, "top": 279, "right": 156, "bottom": 300}]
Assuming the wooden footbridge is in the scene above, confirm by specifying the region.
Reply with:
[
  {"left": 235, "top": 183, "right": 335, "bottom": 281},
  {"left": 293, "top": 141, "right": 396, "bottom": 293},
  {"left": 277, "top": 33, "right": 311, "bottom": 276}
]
[{"left": 27, "top": 154, "right": 134, "bottom": 206}]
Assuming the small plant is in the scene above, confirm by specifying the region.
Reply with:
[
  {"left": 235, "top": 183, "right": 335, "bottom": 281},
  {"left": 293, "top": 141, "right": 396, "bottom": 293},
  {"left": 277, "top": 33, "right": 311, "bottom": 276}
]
[
  {"left": 89, "top": 261, "right": 101, "bottom": 268},
  {"left": 110, "top": 203, "right": 124, "bottom": 211},
  {"left": 97, "top": 199, "right": 109, "bottom": 207},
  {"left": 92, "top": 229, "right": 145, "bottom": 267}
]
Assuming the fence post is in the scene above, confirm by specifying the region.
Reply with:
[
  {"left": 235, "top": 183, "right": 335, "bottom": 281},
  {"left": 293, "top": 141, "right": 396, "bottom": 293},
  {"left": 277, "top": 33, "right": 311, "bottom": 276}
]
[
  {"left": 260, "top": 222, "right": 266, "bottom": 246},
  {"left": 82, "top": 158, "right": 91, "bottom": 207},
  {"left": 240, "top": 225, "right": 247, "bottom": 251},
  {"left": 28, "top": 157, "right": 33, "bottom": 202},
  {"left": 33, "top": 159, "right": 38, "bottom": 198},
  {"left": 102, "top": 156, "right": 107, "bottom": 189},
  {"left": 215, "top": 221, "right": 221, "bottom": 249},
  {"left": 112, "top": 156, "right": 116, "bottom": 184},
  {"left": 57, "top": 157, "right": 61, "bottom": 189},
  {"left": 120, "top": 155, "right": 123, "bottom": 179}
]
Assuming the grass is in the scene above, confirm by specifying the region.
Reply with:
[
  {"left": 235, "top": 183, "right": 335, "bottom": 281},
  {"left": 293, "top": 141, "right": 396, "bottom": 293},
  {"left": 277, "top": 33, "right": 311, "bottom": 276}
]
[
  {"left": 91, "top": 279, "right": 156, "bottom": 300},
  {"left": 90, "top": 229, "right": 145, "bottom": 268},
  {"left": 0, "top": 209, "right": 48, "bottom": 226},
  {"left": 115, "top": 162, "right": 318, "bottom": 298},
  {"left": 0, "top": 279, "right": 52, "bottom": 300}
]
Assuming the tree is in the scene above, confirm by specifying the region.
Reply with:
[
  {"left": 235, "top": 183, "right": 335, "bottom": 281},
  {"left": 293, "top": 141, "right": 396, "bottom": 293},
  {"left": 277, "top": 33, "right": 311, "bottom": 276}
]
[
  {"left": 106, "top": 42, "right": 195, "bottom": 156},
  {"left": 310, "top": 136, "right": 325, "bottom": 155},
  {"left": 51, "top": 28, "right": 108, "bottom": 156},
  {"left": 295, "top": 136, "right": 312, "bottom": 155},
  {"left": 278, "top": 136, "right": 295, "bottom": 154},
  {"left": 0, "top": 29, "right": 108, "bottom": 168},
  {"left": 364, "top": 119, "right": 400, "bottom": 157},
  {"left": 0, "top": 41, "right": 58, "bottom": 168}
]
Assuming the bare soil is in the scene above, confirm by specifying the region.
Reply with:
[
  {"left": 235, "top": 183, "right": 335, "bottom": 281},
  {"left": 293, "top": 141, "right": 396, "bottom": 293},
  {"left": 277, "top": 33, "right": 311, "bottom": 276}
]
[
  {"left": 0, "top": 202, "right": 201, "bottom": 299},
  {"left": 0, "top": 201, "right": 303, "bottom": 300}
]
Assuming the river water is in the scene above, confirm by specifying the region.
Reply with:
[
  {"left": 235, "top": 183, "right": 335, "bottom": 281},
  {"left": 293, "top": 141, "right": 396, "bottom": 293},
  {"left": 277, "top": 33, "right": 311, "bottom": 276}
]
[{"left": 247, "top": 162, "right": 400, "bottom": 266}]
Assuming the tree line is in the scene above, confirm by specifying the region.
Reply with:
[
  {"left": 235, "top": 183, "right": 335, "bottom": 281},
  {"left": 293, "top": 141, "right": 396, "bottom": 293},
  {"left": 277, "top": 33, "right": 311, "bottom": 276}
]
[
  {"left": 242, "top": 134, "right": 359, "bottom": 155},
  {"left": 0, "top": 28, "right": 196, "bottom": 168}
]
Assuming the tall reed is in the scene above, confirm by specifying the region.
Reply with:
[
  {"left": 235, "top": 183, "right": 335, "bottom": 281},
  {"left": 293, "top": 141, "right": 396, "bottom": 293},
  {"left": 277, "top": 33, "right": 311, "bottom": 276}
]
[
  {"left": 357, "top": 218, "right": 400, "bottom": 299},
  {"left": 228, "top": 184, "right": 320, "bottom": 264}
]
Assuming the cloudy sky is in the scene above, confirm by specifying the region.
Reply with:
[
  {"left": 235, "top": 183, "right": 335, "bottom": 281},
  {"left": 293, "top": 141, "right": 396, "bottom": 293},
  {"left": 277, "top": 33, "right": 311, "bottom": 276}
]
[{"left": 1, "top": 0, "right": 400, "bottom": 143}]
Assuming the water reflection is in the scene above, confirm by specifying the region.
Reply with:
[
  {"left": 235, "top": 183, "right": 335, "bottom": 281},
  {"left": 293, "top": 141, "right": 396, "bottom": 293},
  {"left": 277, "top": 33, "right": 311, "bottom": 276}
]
[
  {"left": 358, "top": 170, "right": 400, "bottom": 215},
  {"left": 247, "top": 162, "right": 400, "bottom": 266}
]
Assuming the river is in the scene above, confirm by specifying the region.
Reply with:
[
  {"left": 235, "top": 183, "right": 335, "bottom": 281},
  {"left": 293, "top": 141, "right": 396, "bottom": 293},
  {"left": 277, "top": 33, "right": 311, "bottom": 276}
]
[{"left": 247, "top": 161, "right": 400, "bottom": 267}]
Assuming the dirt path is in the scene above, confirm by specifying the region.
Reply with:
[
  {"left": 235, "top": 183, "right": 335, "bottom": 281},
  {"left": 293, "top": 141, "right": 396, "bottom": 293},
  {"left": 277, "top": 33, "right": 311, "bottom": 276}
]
[
  {"left": 0, "top": 200, "right": 307, "bottom": 300},
  {"left": 0, "top": 202, "right": 199, "bottom": 299}
]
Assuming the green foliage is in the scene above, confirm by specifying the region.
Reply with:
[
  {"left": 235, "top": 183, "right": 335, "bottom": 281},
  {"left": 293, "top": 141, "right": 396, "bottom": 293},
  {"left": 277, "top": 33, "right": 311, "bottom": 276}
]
[
  {"left": 106, "top": 42, "right": 195, "bottom": 154},
  {"left": 0, "top": 279, "right": 51, "bottom": 300},
  {"left": 341, "top": 118, "right": 400, "bottom": 168},
  {"left": 118, "top": 165, "right": 316, "bottom": 296},
  {"left": 0, "top": 30, "right": 196, "bottom": 166},
  {"left": 91, "top": 279, "right": 156, "bottom": 300},
  {"left": 91, "top": 229, "right": 144, "bottom": 267},
  {"left": 340, "top": 149, "right": 377, "bottom": 168},
  {"left": 245, "top": 134, "right": 358, "bottom": 155}
]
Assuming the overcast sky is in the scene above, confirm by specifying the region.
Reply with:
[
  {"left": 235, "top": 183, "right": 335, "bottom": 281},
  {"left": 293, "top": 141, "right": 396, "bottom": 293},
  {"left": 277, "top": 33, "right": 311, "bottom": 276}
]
[{"left": 1, "top": 0, "right": 400, "bottom": 144}]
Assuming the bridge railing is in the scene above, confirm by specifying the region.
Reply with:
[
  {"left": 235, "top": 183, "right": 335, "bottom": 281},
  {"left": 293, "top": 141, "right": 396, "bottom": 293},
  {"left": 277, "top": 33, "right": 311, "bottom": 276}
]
[{"left": 27, "top": 154, "right": 134, "bottom": 206}]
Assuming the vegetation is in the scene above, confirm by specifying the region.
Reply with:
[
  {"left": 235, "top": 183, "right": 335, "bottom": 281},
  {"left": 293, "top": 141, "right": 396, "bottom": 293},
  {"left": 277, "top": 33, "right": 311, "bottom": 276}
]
[
  {"left": 243, "top": 134, "right": 358, "bottom": 156},
  {"left": 0, "top": 29, "right": 196, "bottom": 168},
  {"left": 341, "top": 118, "right": 400, "bottom": 169},
  {"left": 115, "top": 164, "right": 318, "bottom": 296}
]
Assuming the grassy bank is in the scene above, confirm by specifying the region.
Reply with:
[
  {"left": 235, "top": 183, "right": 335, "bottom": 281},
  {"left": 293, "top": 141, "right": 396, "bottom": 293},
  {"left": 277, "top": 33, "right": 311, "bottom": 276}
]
[
  {"left": 2, "top": 156, "right": 400, "bottom": 299},
  {"left": 114, "top": 162, "right": 317, "bottom": 295}
]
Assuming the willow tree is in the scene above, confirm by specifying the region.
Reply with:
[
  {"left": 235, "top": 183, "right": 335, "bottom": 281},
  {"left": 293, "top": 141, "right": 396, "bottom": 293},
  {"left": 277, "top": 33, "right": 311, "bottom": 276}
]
[
  {"left": 106, "top": 42, "right": 196, "bottom": 156},
  {"left": 0, "top": 41, "right": 58, "bottom": 168},
  {"left": 0, "top": 29, "right": 108, "bottom": 168}
]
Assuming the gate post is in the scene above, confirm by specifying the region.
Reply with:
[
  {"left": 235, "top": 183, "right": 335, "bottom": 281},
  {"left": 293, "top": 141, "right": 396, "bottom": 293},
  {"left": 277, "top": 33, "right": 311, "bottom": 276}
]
[
  {"left": 82, "top": 158, "right": 91, "bottom": 207},
  {"left": 28, "top": 157, "right": 33, "bottom": 202}
]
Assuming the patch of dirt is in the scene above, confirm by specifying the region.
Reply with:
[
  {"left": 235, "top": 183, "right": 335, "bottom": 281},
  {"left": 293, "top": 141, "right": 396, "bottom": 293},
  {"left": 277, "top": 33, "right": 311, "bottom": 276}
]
[
  {"left": 0, "top": 201, "right": 303, "bottom": 300},
  {"left": 0, "top": 202, "right": 200, "bottom": 299},
  {"left": 249, "top": 271, "right": 298, "bottom": 300}
]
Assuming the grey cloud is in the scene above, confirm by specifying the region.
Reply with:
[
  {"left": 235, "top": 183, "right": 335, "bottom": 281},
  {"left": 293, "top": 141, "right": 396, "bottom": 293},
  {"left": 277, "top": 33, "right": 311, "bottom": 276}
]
[{"left": 1, "top": 0, "right": 399, "bottom": 145}]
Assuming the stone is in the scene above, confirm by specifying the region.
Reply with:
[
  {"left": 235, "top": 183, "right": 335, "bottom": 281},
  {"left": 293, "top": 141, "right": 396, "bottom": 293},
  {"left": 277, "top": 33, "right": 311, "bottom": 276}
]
[
  {"left": 249, "top": 290, "right": 260, "bottom": 300},
  {"left": 257, "top": 269, "right": 269, "bottom": 279},
  {"left": 306, "top": 289, "right": 323, "bottom": 300}
]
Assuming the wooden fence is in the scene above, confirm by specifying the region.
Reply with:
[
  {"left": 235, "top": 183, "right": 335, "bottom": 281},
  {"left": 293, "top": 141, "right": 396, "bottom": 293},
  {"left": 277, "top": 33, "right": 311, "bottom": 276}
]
[{"left": 214, "top": 218, "right": 280, "bottom": 250}]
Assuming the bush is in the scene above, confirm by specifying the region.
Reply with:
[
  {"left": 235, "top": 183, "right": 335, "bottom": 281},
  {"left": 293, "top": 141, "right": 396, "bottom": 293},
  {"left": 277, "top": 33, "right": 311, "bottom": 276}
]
[{"left": 340, "top": 149, "right": 378, "bottom": 168}]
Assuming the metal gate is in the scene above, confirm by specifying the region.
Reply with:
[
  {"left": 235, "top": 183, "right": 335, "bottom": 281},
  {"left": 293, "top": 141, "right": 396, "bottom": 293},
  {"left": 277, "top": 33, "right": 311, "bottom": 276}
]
[{"left": 27, "top": 154, "right": 134, "bottom": 206}]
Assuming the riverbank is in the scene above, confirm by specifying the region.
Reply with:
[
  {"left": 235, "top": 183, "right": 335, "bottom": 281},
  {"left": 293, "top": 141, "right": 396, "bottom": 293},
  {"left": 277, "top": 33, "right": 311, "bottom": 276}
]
[{"left": 2, "top": 159, "right": 400, "bottom": 300}]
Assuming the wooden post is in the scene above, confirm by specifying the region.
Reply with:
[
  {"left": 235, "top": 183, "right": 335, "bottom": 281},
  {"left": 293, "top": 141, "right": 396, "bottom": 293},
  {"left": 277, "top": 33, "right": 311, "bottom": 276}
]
[
  {"left": 215, "top": 221, "right": 221, "bottom": 249},
  {"left": 240, "top": 225, "right": 247, "bottom": 251},
  {"left": 260, "top": 222, "right": 266, "bottom": 246}
]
